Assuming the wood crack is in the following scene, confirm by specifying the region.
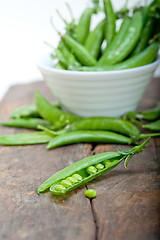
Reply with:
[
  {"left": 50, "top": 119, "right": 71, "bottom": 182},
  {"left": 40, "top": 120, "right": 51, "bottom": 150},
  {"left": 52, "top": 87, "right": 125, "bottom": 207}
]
[
  {"left": 86, "top": 142, "right": 99, "bottom": 240},
  {"left": 90, "top": 198, "right": 99, "bottom": 240}
]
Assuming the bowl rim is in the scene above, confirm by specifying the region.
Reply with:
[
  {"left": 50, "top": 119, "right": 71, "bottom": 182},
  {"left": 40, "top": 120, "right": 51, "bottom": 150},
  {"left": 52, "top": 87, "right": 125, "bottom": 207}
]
[{"left": 37, "top": 52, "right": 160, "bottom": 76}]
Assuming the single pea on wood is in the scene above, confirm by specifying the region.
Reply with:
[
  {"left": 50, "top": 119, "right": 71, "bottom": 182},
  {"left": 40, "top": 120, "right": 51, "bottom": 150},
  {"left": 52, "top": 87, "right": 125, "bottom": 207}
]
[{"left": 85, "top": 189, "right": 96, "bottom": 198}]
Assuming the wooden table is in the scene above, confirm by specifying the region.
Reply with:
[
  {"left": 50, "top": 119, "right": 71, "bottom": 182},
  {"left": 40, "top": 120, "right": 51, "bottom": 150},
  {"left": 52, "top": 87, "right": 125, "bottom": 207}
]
[{"left": 0, "top": 78, "right": 160, "bottom": 240}]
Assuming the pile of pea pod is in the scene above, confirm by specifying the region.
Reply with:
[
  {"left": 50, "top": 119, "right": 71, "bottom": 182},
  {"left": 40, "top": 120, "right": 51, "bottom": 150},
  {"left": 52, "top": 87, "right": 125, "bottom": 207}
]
[
  {"left": 0, "top": 91, "right": 160, "bottom": 195},
  {"left": 49, "top": 0, "right": 160, "bottom": 71},
  {"left": 0, "top": 90, "right": 159, "bottom": 147}
]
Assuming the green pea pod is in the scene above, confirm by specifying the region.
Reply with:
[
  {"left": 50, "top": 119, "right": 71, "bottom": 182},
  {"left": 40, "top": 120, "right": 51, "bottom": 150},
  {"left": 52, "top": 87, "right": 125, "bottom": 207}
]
[
  {"left": 59, "top": 117, "right": 141, "bottom": 140},
  {"left": 79, "top": 41, "right": 159, "bottom": 71},
  {"left": 38, "top": 138, "right": 150, "bottom": 195},
  {"left": 103, "top": 0, "right": 116, "bottom": 46},
  {"left": 131, "top": 17, "right": 155, "bottom": 56},
  {"left": 97, "top": 16, "right": 131, "bottom": 63},
  {"left": 0, "top": 131, "right": 52, "bottom": 146},
  {"left": 123, "top": 102, "right": 160, "bottom": 121},
  {"left": 11, "top": 102, "right": 60, "bottom": 119},
  {"left": 75, "top": 8, "right": 93, "bottom": 44},
  {"left": 142, "top": 119, "right": 160, "bottom": 132},
  {"left": 97, "top": 11, "right": 143, "bottom": 65},
  {"left": 35, "top": 90, "right": 81, "bottom": 126},
  {"left": 62, "top": 34, "right": 97, "bottom": 66},
  {"left": 142, "top": 102, "right": 160, "bottom": 121},
  {"left": 11, "top": 104, "right": 40, "bottom": 119},
  {"left": 54, "top": 61, "right": 66, "bottom": 70},
  {"left": 85, "top": 19, "right": 105, "bottom": 59},
  {"left": 0, "top": 118, "right": 51, "bottom": 130},
  {"left": 47, "top": 130, "right": 132, "bottom": 149},
  {"left": 52, "top": 47, "right": 67, "bottom": 67},
  {"left": 57, "top": 41, "right": 81, "bottom": 69},
  {"left": 139, "top": 132, "right": 160, "bottom": 140}
]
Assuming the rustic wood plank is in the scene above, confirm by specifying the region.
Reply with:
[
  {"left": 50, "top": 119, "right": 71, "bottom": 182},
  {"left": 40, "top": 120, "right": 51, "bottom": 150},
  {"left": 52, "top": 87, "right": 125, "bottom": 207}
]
[
  {"left": 92, "top": 77, "right": 160, "bottom": 240},
  {"left": 0, "top": 78, "right": 160, "bottom": 240},
  {"left": 0, "top": 82, "right": 95, "bottom": 240}
]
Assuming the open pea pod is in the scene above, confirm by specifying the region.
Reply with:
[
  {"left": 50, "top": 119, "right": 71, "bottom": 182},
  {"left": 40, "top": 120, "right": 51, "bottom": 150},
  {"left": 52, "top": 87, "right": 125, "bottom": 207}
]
[{"left": 37, "top": 138, "right": 150, "bottom": 195}]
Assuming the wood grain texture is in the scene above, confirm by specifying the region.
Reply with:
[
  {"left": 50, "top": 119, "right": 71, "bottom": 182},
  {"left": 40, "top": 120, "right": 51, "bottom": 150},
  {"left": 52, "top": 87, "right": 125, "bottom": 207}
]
[{"left": 0, "top": 78, "right": 160, "bottom": 240}]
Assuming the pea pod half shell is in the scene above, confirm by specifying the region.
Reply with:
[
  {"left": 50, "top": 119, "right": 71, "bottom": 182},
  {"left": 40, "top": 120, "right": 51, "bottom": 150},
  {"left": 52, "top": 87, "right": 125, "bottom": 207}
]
[{"left": 38, "top": 138, "right": 150, "bottom": 195}]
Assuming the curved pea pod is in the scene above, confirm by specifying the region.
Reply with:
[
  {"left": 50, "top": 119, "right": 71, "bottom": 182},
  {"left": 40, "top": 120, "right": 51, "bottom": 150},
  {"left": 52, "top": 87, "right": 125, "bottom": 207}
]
[
  {"left": 38, "top": 151, "right": 120, "bottom": 194},
  {"left": 62, "top": 34, "right": 97, "bottom": 66},
  {"left": 97, "top": 16, "right": 131, "bottom": 62},
  {"left": 37, "top": 138, "right": 150, "bottom": 195},
  {"left": 85, "top": 19, "right": 105, "bottom": 59},
  {"left": 57, "top": 41, "right": 81, "bottom": 69},
  {"left": 141, "top": 102, "right": 160, "bottom": 121},
  {"left": 97, "top": 11, "right": 143, "bottom": 65},
  {"left": 35, "top": 90, "right": 81, "bottom": 126},
  {"left": 79, "top": 41, "right": 159, "bottom": 71},
  {"left": 46, "top": 130, "right": 133, "bottom": 149},
  {"left": 123, "top": 102, "right": 160, "bottom": 121},
  {"left": 75, "top": 8, "right": 94, "bottom": 44},
  {"left": 103, "top": 0, "right": 116, "bottom": 46},
  {"left": 11, "top": 104, "right": 40, "bottom": 119},
  {"left": 142, "top": 119, "right": 160, "bottom": 132},
  {"left": 0, "top": 118, "right": 52, "bottom": 130},
  {"left": 131, "top": 17, "right": 155, "bottom": 56},
  {"left": 61, "top": 117, "right": 141, "bottom": 140},
  {"left": 0, "top": 131, "right": 52, "bottom": 146}
]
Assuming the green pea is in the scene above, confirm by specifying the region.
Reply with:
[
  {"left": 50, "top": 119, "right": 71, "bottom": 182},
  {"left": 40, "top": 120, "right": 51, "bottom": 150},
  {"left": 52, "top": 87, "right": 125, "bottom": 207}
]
[
  {"left": 61, "top": 179, "right": 72, "bottom": 187},
  {"left": 54, "top": 184, "right": 66, "bottom": 192},
  {"left": 87, "top": 166, "right": 97, "bottom": 175},
  {"left": 103, "top": 160, "right": 112, "bottom": 167},
  {"left": 66, "top": 177, "right": 78, "bottom": 184},
  {"left": 72, "top": 174, "right": 82, "bottom": 181},
  {"left": 85, "top": 189, "right": 96, "bottom": 199},
  {"left": 95, "top": 163, "right": 104, "bottom": 171}
]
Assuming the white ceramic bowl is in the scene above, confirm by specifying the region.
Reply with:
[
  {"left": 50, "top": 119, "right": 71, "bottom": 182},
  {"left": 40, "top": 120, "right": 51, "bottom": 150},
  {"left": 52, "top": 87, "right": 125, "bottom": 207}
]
[{"left": 37, "top": 54, "right": 160, "bottom": 118}]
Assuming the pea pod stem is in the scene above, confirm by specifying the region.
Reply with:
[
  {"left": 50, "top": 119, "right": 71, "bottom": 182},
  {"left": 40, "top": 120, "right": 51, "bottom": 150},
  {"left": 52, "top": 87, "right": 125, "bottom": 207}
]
[{"left": 38, "top": 138, "right": 150, "bottom": 195}]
